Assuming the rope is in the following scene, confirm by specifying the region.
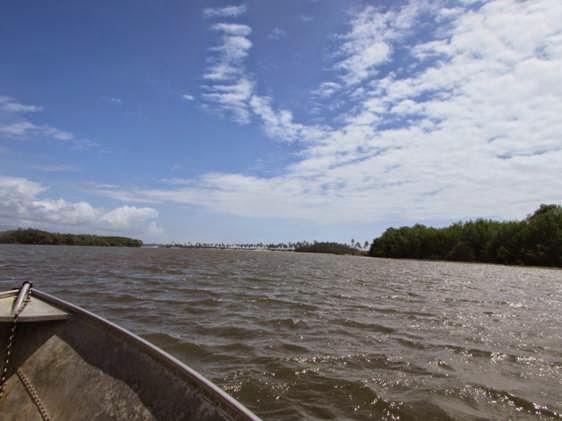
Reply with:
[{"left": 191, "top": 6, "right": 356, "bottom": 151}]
[
  {"left": 17, "top": 368, "right": 53, "bottom": 421},
  {"left": 0, "top": 284, "right": 31, "bottom": 398},
  {"left": 0, "top": 283, "right": 53, "bottom": 420}
]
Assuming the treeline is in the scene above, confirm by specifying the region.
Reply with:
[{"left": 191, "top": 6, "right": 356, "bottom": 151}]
[
  {"left": 369, "top": 204, "right": 562, "bottom": 267},
  {"left": 295, "top": 242, "right": 364, "bottom": 256},
  {"left": 157, "top": 240, "right": 365, "bottom": 250},
  {"left": 158, "top": 242, "right": 296, "bottom": 250},
  {"left": 0, "top": 228, "right": 143, "bottom": 247}
]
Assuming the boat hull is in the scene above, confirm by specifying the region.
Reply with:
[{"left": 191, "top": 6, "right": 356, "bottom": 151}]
[{"left": 0, "top": 289, "right": 259, "bottom": 421}]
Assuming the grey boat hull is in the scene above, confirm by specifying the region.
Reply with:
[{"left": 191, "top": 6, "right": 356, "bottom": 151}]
[{"left": 0, "top": 288, "right": 260, "bottom": 421}]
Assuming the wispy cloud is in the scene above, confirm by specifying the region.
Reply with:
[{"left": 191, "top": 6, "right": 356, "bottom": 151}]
[
  {"left": 0, "top": 97, "right": 67, "bottom": 140},
  {"left": 211, "top": 22, "right": 251, "bottom": 36},
  {"left": 160, "top": 178, "right": 193, "bottom": 185},
  {"left": 311, "top": 82, "right": 342, "bottom": 99},
  {"left": 32, "top": 164, "right": 79, "bottom": 172},
  {"left": 0, "top": 95, "right": 43, "bottom": 113},
  {"left": 202, "top": 78, "right": 254, "bottom": 123},
  {"left": 106, "top": 97, "right": 123, "bottom": 105},
  {"left": 334, "top": 2, "right": 426, "bottom": 88},
  {"left": 268, "top": 27, "right": 286, "bottom": 40},
  {"left": 204, "top": 23, "right": 253, "bottom": 81},
  {"left": 203, "top": 5, "right": 246, "bottom": 19},
  {"left": 0, "top": 94, "right": 103, "bottom": 150},
  {"left": 249, "top": 95, "right": 325, "bottom": 143},
  {"left": 181, "top": 94, "right": 194, "bottom": 101},
  {"left": 0, "top": 121, "right": 74, "bottom": 141},
  {"left": 102, "top": 0, "right": 562, "bottom": 225},
  {"left": 71, "top": 138, "right": 101, "bottom": 151},
  {"left": 200, "top": 8, "right": 326, "bottom": 134},
  {"left": 202, "top": 16, "right": 254, "bottom": 122}
]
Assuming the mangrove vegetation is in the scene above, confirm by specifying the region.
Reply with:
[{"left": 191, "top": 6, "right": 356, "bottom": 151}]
[
  {"left": 369, "top": 204, "right": 562, "bottom": 267},
  {"left": 0, "top": 228, "right": 143, "bottom": 247},
  {"left": 295, "top": 242, "right": 364, "bottom": 255}
]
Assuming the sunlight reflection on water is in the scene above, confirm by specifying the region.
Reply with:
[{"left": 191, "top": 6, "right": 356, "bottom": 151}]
[{"left": 1, "top": 245, "right": 561, "bottom": 420}]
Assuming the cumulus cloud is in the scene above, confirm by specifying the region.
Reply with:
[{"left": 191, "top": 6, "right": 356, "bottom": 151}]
[
  {"left": 100, "top": 206, "right": 159, "bottom": 232},
  {"left": 0, "top": 176, "right": 162, "bottom": 238}
]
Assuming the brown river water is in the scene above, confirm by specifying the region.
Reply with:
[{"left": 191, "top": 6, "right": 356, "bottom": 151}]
[{"left": 0, "top": 245, "right": 560, "bottom": 420}]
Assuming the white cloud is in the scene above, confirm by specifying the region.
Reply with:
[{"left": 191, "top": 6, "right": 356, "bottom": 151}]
[
  {"left": 268, "top": 28, "right": 286, "bottom": 40},
  {"left": 318, "top": 2, "right": 430, "bottom": 92},
  {"left": 0, "top": 176, "right": 161, "bottom": 238},
  {"left": 201, "top": 17, "right": 330, "bottom": 138},
  {"left": 106, "top": 97, "right": 122, "bottom": 105},
  {"left": 40, "top": 126, "right": 75, "bottom": 141},
  {"left": 203, "top": 5, "right": 246, "bottom": 18},
  {"left": 202, "top": 20, "right": 254, "bottom": 122},
  {"left": 210, "top": 35, "right": 252, "bottom": 62},
  {"left": 0, "top": 176, "right": 44, "bottom": 199},
  {"left": 0, "top": 94, "right": 103, "bottom": 150},
  {"left": 249, "top": 95, "right": 326, "bottom": 142},
  {"left": 0, "top": 121, "right": 36, "bottom": 137},
  {"left": 110, "top": 0, "right": 562, "bottom": 225},
  {"left": 181, "top": 94, "right": 194, "bottom": 101},
  {"left": 201, "top": 13, "right": 318, "bottom": 138},
  {"left": 70, "top": 138, "right": 100, "bottom": 151},
  {"left": 202, "top": 78, "right": 254, "bottom": 123},
  {"left": 100, "top": 206, "right": 159, "bottom": 232},
  {"left": 0, "top": 95, "right": 43, "bottom": 113},
  {"left": 32, "top": 165, "right": 78, "bottom": 173},
  {"left": 211, "top": 23, "right": 251, "bottom": 36},
  {"left": 311, "top": 82, "right": 342, "bottom": 99},
  {"left": 0, "top": 121, "right": 74, "bottom": 141},
  {"left": 160, "top": 178, "right": 193, "bottom": 185},
  {"left": 205, "top": 23, "right": 252, "bottom": 80}
]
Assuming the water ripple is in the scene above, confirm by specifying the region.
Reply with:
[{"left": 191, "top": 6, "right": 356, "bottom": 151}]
[{"left": 1, "top": 245, "right": 561, "bottom": 420}]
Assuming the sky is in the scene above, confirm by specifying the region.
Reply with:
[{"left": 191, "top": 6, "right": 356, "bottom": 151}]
[{"left": 1, "top": 0, "right": 561, "bottom": 244}]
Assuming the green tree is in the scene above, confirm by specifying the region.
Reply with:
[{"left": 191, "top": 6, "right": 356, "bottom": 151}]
[{"left": 368, "top": 204, "right": 562, "bottom": 267}]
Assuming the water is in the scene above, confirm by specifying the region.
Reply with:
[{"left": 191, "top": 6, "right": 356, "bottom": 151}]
[{"left": 0, "top": 245, "right": 560, "bottom": 420}]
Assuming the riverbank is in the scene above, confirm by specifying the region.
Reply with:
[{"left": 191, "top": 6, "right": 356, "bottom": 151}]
[{"left": 0, "top": 228, "right": 142, "bottom": 247}]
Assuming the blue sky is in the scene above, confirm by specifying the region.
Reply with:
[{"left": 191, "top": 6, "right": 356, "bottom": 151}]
[{"left": 1, "top": 0, "right": 561, "bottom": 243}]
